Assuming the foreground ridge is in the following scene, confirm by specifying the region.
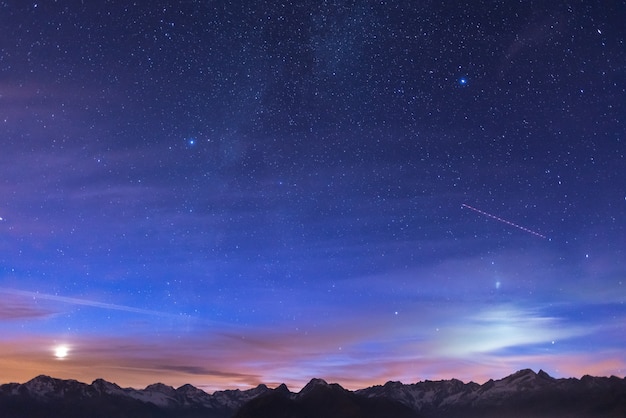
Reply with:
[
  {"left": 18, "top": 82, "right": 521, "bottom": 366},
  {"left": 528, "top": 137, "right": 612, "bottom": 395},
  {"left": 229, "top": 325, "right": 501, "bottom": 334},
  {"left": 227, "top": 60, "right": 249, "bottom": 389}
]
[{"left": 1, "top": 369, "right": 625, "bottom": 418}]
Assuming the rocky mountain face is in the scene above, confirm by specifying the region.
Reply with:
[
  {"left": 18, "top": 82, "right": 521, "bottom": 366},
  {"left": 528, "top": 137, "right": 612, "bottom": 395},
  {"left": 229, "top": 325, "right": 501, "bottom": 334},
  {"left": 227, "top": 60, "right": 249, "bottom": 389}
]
[
  {"left": 356, "top": 369, "right": 626, "bottom": 417},
  {"left": 234, "top": 377, "right": 417, "bottom": 418},
  {"left": 0, "top": 374, "right": 271, "bottom": 418},
  {"left": 1, "top": 369, "right": 625, "bottom": 418}
]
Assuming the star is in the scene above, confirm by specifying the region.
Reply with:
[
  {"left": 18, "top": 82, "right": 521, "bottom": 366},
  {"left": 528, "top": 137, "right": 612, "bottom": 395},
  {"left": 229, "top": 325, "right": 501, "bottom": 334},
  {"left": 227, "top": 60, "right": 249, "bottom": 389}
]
[{"left": 0, "top": 0, "right": 623, "bottom": 391}]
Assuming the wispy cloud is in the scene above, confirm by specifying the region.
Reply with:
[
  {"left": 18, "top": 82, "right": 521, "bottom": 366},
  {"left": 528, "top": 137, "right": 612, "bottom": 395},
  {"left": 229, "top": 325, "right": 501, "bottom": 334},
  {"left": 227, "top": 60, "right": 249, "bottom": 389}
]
[
  {"left": 433, "top": 305, "right": 586, "bottom": 356},
  {"left": 0, "top": 288, "right": 186, "bottom": 319},
  {"left": 0, "top": 298, "right": 56, "bottom": 320},
  {"left": 1, "top": 319, "right": 622, "bottom": 392}
]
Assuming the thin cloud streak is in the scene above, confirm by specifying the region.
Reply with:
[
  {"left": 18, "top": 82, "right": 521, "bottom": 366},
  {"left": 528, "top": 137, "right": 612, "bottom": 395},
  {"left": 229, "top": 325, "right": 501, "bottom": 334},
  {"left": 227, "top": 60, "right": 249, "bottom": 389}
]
[
  {"left": 1, "top": 286, "right": 622, "bottom": 391},
  {"left": 0, "top": 299, "right": 56, "bottom": 320},
  {"left": 0, "top": 288, "right": 188, "bottom": 319}
]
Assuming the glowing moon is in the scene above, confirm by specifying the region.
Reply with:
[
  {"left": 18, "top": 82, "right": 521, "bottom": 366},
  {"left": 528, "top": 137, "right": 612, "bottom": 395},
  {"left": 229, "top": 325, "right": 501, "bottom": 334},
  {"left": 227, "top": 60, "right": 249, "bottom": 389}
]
[{"left": 54, "top": 345, "right": 69, "bottom": 359}]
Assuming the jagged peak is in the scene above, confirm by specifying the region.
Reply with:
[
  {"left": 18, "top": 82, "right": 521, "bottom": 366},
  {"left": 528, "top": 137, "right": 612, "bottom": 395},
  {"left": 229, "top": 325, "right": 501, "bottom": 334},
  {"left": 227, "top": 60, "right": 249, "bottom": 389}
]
[
  {"left": 308, "top": 377, "right": 328, "bottom": 385},
  {"left": 513, "top": 368, "right": 536, "bottom": 376},
  {"left": 500, "top": 369, "right": 537, "bottom": 382},
  {"left": 537, "top": 369, "right": 554, "bottom": 380},
  {"left": 383, "top": 380, "right": 404, "bottom": 389},
  {"left": 22, "top": 375, "right": 58, "bottom": 392},
  {"left": 26, "top": 375, "right": 58, "bottom": 384},
  {"left": 302, "top": 378, "right": 328, "bottom": 388},
  {"left": 18, "top": 375, "right": 90, "bottom": 400},
  {"left": 298, "top": 378, "right": 332, "bottom": 396},
  {"left": 274, "top": 383, "right": 290, "bottom": 394},
  {"left": 24, "top": 375, "right": 82, "bottom": 388},
  {"left": 505, "top": 368, "right": 554, "bottom": 383},
  {"left": 144, "top": 382, "right": 176, "bottom": 394},
  {"left": 91, "top": 378, "right": 122, "bottom": 392},
  {"left": 241, "top": 383, "right": 270, "bottom": 397},
  {"left": 447, "top": 378, "right": 466, "bottom": 386},
  {"left": 92, "top": 378, "right": 119, "bottom": 385},
  {"left": 92, "top": 378, "right": 115, "bottom": 385},
  {"left": 490, "top": 368, "right": 559, "bottom": 392},
  {"left": 176, "top": 383, "right": 207, "bottom": 396}
]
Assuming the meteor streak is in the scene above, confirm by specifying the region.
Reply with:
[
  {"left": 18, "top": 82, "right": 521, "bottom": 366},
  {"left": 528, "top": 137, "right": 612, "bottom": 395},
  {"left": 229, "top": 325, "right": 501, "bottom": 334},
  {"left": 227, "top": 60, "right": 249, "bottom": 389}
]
[{"left": 462, "top": 203, "right": 547, "bottom": 239}]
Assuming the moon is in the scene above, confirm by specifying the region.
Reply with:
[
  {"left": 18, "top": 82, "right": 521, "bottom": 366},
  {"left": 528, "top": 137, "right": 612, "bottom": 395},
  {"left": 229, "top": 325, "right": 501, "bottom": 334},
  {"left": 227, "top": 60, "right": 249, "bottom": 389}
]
[{"left": 54, "top": 345, "right": 69, "bottom": 359}]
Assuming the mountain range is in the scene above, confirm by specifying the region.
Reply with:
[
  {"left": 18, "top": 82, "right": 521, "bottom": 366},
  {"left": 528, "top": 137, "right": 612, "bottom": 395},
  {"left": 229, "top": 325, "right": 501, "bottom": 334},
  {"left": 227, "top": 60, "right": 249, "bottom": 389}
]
[{"left": 1, "top": 369, "right": 625, "bottom": 417}]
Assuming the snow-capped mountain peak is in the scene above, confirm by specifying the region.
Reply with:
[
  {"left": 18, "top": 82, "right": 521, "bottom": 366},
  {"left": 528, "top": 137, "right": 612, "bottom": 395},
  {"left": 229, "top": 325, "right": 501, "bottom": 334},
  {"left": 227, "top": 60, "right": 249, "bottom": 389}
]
[{"left": 2, "top": 370, "right": 625, "bottom": 418}]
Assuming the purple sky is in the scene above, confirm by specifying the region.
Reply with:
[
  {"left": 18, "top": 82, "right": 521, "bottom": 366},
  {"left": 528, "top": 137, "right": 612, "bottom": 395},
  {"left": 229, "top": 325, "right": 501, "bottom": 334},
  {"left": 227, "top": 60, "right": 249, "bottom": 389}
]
[{"left": 1, "top": 0, "right": 625, "bottom": 392}]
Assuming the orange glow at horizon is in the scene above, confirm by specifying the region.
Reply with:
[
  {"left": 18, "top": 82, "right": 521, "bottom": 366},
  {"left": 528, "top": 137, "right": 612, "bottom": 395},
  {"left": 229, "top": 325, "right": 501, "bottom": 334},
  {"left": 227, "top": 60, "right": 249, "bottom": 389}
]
[{"left": 0, "top": 336, "right": 624, "bottom": 393}]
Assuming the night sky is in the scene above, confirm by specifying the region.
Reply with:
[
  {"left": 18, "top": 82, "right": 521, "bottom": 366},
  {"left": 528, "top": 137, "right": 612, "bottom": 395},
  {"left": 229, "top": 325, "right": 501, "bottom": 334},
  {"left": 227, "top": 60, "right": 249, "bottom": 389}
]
[{"left": 1, "top": 1, "right": 625, "bottom": 392}]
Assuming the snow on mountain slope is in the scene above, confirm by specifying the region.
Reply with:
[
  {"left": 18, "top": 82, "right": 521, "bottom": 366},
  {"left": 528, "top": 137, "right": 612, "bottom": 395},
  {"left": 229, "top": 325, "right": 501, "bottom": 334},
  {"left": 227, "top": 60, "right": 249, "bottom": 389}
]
[
  {"left": 2, "top": 369, "right": 625, "bottom": 418},
  {"left": 1, "top": 374, "right": 271, "bottom": 410},
  {"left": 356, "top": 376, "right": 480, "bottom": 410},
  {"left": 356, "top": 368, "right": 626, "bottom": 413}
]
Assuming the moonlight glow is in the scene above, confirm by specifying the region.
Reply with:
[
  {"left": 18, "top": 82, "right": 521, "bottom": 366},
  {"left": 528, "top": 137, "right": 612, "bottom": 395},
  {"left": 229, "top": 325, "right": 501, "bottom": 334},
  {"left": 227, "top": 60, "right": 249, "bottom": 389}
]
[{"left": 54, "top": 346, "right": 69, "bottom": 359}]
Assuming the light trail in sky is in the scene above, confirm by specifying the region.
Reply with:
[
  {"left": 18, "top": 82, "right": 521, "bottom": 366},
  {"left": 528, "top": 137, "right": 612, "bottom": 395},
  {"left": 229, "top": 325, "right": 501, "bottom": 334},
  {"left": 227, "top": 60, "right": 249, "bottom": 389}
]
[{"left": 462, "top": 203, "right": 547, "bottom": 239}]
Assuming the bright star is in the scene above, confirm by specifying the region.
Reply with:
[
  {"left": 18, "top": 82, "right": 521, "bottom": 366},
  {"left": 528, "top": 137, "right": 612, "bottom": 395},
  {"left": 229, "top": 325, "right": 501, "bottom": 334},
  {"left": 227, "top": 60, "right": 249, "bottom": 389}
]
[
  {"left": 185, "top": 137, "right": 197, "bottom": 147},
  {"left": 458, "top": 77, "right": 468, "bottom": 86}
]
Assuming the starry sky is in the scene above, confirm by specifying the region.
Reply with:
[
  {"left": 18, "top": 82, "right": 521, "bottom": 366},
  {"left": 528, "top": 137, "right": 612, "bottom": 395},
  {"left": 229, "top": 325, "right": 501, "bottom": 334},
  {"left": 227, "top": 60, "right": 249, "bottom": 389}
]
[{"left": 1, "top": 0, "right": 625, "bottom": 392}]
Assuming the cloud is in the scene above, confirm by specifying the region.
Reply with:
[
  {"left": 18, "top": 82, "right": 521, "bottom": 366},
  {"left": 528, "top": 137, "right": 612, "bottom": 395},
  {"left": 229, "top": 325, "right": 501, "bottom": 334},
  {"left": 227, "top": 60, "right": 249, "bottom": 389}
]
[
  {"left": 433, "top": 305, "right": 584, "bottom": 356},
  {"left": 0, "top": 286, "right": 620, "bottom": 391},
  {"left": 0, "top": 298, "right": 56, "bottom": 320},
  {"left": 158, "top": 364, "right": 261, "bottom": 381},
  {"left": 0, "top": 306, "right": 624, "bottom": 392},
  {"left": 0, "top": 288, "right": 187, "bottom": 319}
]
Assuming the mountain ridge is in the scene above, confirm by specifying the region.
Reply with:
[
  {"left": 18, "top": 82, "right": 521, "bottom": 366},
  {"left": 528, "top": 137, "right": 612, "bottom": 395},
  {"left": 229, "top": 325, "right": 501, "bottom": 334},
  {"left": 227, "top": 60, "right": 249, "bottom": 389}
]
[{"left": 1, "top": 369, "right": 625, "bottom": 418}]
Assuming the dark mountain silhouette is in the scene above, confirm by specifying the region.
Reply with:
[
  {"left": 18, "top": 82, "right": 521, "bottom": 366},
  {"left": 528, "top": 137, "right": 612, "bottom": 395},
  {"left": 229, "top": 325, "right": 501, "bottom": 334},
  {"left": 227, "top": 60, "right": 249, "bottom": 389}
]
[
  {"left": 234, "top": 378, "right": 416, "bottom": 418},
  {"left": 1, "top": 369, "right": 625, "bottom": 418}
]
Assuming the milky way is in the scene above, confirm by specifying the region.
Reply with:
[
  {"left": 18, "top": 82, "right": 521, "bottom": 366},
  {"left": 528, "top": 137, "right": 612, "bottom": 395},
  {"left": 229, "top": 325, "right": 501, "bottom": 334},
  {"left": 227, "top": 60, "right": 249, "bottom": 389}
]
[{"left": 0, "top": 1, "right": 624, "bottom": 391}]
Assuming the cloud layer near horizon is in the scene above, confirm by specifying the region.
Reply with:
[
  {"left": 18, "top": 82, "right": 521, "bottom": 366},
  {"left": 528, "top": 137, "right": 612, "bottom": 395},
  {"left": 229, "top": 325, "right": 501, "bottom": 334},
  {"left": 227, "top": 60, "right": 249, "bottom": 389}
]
[{"left": 1, "top": 282, "right": 624, "bottom": 392}]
